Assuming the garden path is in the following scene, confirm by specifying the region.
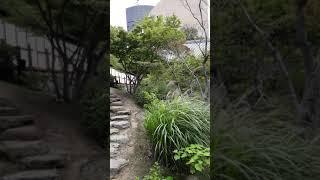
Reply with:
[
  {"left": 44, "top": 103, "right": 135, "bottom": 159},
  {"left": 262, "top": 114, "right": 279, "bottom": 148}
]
[
  {"left": 110, "top": 87, "right": 152, "bottom": 180},
  {"left": 0, "top": 81, "right": 106, "bottom": 180}
]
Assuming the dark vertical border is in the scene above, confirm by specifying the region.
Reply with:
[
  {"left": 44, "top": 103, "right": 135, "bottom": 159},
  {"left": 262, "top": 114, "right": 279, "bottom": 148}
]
[
  {"left": 209, "top": 0, "right": 214, "bottom": 179},
  {"left": 105, "top": 0, "right": 111, "bottom": 179}
]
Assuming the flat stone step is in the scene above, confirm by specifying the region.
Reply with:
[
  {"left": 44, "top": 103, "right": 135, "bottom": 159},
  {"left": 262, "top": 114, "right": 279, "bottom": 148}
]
[
  {"left": 110, "top": 121, "right": 130, "bottom": 129},
  {"left": 110, "top": 158, "right": 129, "bottom": 177},
  {"left": 0, "top": 115, "right": 34, "bottom": 130},
  {"left": 0, "top": 126, "right": 41, "bottom": 141},
  {"left": 0, "top": 107, "right": 19, "bottom": 116},
  {"left": 110, "top": 134, "right": 129, "bottom": 144},
  {"left": 20, "top": 154, "right": 65, "bottom": 169},
  {"left": 110, "top": 106, "right": 125, "bottom": 113},
  {"left": 0, "top": 140, "right": 48, "bottom": 159},
  {"left": 110, "top": 143, "right": 120, "bottom": 158},
  {"left": 1, "top": 169, "right": 60, "bottom": 180},
  {"left": 110, "top": 128, "right": 120, "bottom": 135},
  {"left": 110, "top": 94, "right": 118, "bottom": 98},
  {"left": 110, "top": 101, "right": 123, "bottom": 106},
  {"left": 111, "top": 115, "right": 129, "bottom": 121},
  {"left": 116, "top": 111, "right": 131, "bottom": 115},
  {"left": 110, "top": 97, "right": 121, "bottom": 102}
]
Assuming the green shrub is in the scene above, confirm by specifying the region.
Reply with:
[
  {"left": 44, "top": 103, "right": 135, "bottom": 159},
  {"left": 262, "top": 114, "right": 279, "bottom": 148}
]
[
  {"left": 134, "top": 75, "right": 168, "bottom": 106},
  {"left": 174, "top": 144, "right": 210, "bottom": 175},
  {"left": 80, "top": 77, "right": 107, "bottom": 147},
  {"left": 213, "top": 105, "right": 320, "bottom": 180},
  {"left": 136, "top": 162, "right": 173, "bottom": 180},
  {"left": 144, "top": 97, "right": 209, "bottom": 168}
]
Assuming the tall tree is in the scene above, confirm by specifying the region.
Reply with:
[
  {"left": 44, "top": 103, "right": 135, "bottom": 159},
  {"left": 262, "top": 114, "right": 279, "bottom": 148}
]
[{"left": 0, "top": 0, "right": 108, "bottom": 101}]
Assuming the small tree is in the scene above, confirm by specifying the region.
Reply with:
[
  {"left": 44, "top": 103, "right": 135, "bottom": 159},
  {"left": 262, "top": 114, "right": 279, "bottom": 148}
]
[{"left": 111, "top": 15, "right": 186, "bottom": 94}]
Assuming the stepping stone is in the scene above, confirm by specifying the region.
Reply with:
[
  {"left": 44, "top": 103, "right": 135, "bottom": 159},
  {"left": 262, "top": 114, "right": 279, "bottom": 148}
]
[
  {"left": 111, "top": 101, "right": 123, "bottom": 106},
  {"left": 110, "top": 134, "right": 129, "bottom": 144},
  {"left": 0, "top": 126, "right": 41, "bottom": 141},
  {"left": 0, "top": 115, "right": 34, "bottom": 130},
  {"left": 0, "top": 107, "right": 19, "bottom": 116},
  {"left": 1, "top": 169, "right": 60, "bottom": 180},
  {"left": 110, "top": 94, "right": 118, "bottom": 98},
  {"left": 20, "top": 154, "right": 65, "bottom": 169},
  {"left": 0, "top": 140, "right": 48, "bottom": 159},
  {"left": 110, "top": 121, "right": 130, "bottom": 129},
  {"left": 110, "top": 128, "right": 119, "bottom": 135},
  {"left": 110, "top": 106, "right": 124, "bottom": 113},
  {"left": 110, "top": 158, "right": 129, "bottom": 177},
  {"left": 110, "top": 143, "right": 119, "bottom": 157},
  {"left": 110, "top": 98, "right": 121, "bottom": 102},
  {"left": 111, "top": 115, "right": 129, "bottom": 121},
  {"left": 116, "top": 111, "right": 131, "bottom": 115}
]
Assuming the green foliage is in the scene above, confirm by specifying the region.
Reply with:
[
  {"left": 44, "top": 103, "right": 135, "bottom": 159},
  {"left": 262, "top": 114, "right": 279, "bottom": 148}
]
[
  {"left": 20, "top": 72, "right": 49, "bottom": 91},
  {"left": 111, "top": 15, "right": 186, "bottom": 93},
  {"left": 174, "top": 144, "right": 210, "bottom": 174},
  {"left": 213, "top": 104, "right": 320, "bottom": 180},
  {"left": 144, "top": 97, "right": 209, "bottom": 167},
  {"left": 110, "top": 54, "right": 123, "bottom": 71},
  {"left": 134, "top": 73, "right": 169, "bottom": 106},
  {"left": 136, "top": 162, "right": 173, "bottom": 180},
  {"left": 80, "top": 76, "right": 107, "bottom": 147}
]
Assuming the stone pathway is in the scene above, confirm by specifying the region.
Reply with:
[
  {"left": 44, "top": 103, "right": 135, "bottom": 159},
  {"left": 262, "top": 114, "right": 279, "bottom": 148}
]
[
  {"left": 110, "top": 91, "right": 132, "bottom": 179},
  {"left": 0, "top": 98, "right": 66, "bottom": 180}
]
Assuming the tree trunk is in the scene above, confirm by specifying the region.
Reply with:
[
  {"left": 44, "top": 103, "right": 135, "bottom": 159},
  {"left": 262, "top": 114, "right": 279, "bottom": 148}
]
[{"left": 62, "top": 60, "right": 70, "bottom": 102}]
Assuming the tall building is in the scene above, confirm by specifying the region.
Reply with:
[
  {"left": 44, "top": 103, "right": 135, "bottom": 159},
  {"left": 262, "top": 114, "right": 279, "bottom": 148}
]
[
  {"left": 126, "top": 5, "right": 154, "bottom": 31},
  {"left": 149, "top": 0, "right": 209, "bottom": 38}
]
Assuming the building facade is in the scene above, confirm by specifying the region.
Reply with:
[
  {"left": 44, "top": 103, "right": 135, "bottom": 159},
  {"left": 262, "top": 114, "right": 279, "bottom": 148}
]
[{"left": 126, "top": 5, "right": 154, "bottom": 31}]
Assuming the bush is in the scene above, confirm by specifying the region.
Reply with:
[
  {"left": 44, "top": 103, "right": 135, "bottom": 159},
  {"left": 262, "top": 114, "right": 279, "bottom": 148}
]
[
  {"left": 213, "top": 105, "right": 320, "bottom": 180},
  {"left": 136, "top": 162, "right": 173, "bottom": 180},
  {"left": 174, "top": 144, "right": 210, "bottom": 175},
  {"left": 80, "top": 76, "right": 107, "bottom": 147},
  {"left": 144, "top": 97, "right": 209, "bottom": 168},
  {"left": 134, "top": 74, "right": 168, "bottom": 106}
]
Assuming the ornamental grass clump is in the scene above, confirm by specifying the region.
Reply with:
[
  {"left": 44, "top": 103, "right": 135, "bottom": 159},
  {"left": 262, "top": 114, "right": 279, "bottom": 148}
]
[{"left": 144, "top": 95, "right": 209, "bottom": 167}]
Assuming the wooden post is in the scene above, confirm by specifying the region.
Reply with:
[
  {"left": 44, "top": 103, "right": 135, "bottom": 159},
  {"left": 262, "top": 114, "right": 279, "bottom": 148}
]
[{"left": 27, "top": 44, "right": 33, "bottom": 70}]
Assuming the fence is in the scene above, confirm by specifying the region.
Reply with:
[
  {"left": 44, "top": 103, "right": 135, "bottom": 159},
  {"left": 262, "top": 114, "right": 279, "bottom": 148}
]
[
  {"left": 0, "top": 19, "right": 77, "bottom": 72},
  {"left": 110, "top": 67, "right": 137, "bottom": 85}
]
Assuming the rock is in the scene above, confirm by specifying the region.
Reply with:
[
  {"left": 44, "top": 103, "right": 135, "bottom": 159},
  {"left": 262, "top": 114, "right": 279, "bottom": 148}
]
[
  {"left": 110, "top": 128, "right": 119, "bottom": 135},
  {"left": 0, "top": 140, "right": 48, "bottom": 159},
  {"left": 0, "top": 115, "right": 34, "bottom": 130},
  {"left": 110, "top": 143, "right": 119, "bottom": 157},
  {"left": 110, "top": 134, "right": 129, "bottom": 144},
  {"left": 110, "top": 158, "right": 128, "bottom": 177},
  {"left": 110, "top": 121, "right": 130, "bottom": 129},
  {"left": 0, "top": 107, "right": 19, "bottom": 116},
  {"left": 110, "top": 94, "right": 118, "bottom": 98},
  {"left": 20, "top": 154, "right": 65, "bottom": 169},
  {"left": 110, "top": 98, "right": 121, "bottom": 102},
  {"left": 110, "top": 101, "right": 123, "bottom": 106},
  {"left": 110, "top": 106, "right": 124, "bottom": 113},
  {"left": 0, "top": 126, "right": 41, "bottom": 141},
  {"left": 1, "top": 169, "right": 60, "bottom": 180},
  {"left": 116, "top": 111, "right": 131, "bottom": 115},
  {"left": 110, "top": 115, "right": 129, "bottom": 121}
]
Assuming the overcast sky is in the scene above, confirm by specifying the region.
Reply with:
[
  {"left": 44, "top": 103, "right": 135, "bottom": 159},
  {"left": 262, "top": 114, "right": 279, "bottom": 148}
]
[{"left": 110, "top": 0, "right": 160, "bottom": 30}]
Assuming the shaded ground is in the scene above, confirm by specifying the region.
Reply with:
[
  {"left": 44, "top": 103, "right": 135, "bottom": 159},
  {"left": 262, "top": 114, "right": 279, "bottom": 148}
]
[
  {"left": 111, "top": 87, "right": 153, "bottom": 180},
  {"left": 0, "top": 81, "right": 106, "bottom": 180}
]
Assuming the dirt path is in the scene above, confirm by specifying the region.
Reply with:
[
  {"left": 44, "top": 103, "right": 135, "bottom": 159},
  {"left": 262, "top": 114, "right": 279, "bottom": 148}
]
[
  {"left": 110, "top": 88, "right": 153, "bottom": 180},
  {"left": 0, "top": 81, "right": 106, "bottom": 180}
]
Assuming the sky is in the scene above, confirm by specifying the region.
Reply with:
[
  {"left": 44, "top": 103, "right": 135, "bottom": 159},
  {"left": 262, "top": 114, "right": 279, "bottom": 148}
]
[{"left": 110, "top": 0, "right": 160, "bottom": 30}]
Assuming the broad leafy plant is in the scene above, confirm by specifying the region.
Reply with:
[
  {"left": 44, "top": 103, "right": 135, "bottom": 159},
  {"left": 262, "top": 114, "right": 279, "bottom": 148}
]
[{"left": 174, "top": 144, "right": 210, "bottom": 174}]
